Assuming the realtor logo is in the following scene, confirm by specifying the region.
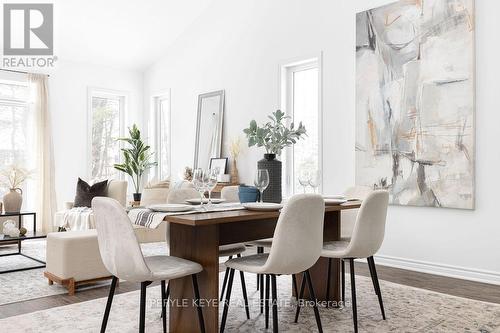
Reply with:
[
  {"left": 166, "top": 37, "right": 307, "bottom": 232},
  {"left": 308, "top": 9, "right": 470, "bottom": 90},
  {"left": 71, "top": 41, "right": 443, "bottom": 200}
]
[{"left": 3, "top": 3, "right": 53, "bottom": 55}]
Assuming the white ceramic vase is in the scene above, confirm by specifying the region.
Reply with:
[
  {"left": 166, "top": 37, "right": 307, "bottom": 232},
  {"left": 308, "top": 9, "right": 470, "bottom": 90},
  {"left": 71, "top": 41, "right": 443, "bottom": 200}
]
[{"left": 3, "top": 188, "right": 23, "bottom": 213}]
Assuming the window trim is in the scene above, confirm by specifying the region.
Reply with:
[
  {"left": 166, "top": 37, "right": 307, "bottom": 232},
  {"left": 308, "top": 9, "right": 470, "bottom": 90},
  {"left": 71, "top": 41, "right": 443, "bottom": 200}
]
[
  {"left": 152, "top": 90, "right": 171, "bottom": 181},
  {"left": 279, "top": 53, "right": 323, "bottom": 196},
  {"left": 87, "top": 87, "right": 128, "bottom": 181}
]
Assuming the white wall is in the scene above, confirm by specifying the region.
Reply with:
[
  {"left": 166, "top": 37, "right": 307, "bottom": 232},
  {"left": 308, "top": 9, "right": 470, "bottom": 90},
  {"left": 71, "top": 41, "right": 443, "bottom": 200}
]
[
  {"left": 143, "top": 0, "right": 500, "bottom": 284},
  {"left": 47, "top": 60, "right": 143, "bottom": 207}
]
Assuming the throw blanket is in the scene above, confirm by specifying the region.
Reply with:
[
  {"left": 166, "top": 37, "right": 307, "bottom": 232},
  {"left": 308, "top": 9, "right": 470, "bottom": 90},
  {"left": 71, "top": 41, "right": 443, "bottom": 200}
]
[
  {"left": 62, "top": 207, "right": 94, "bottom": 230},
  {"left": 128, "top": 209, "right": 167, "bottom": 229}
]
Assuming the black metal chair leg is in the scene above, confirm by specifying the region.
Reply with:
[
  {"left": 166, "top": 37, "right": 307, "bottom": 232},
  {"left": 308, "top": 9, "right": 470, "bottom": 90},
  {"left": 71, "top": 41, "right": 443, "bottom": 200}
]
[
  {"left": 326, "top": 258, "right": 332, "bottom": 307},
  {"left": 161, "top": 280, "right": 167, "bottom": 333},
  {"left": 292, "top": 274, "right": 299, "bottom": 298},
  {"left": 341, "top": 259, "right": 345, "bottom": 304},
  {"left": 220, "top": 255, "right": 232, "bottom": 301},
  {"left": 271, "top": 274, "right": 278, "bottom": 333},
  {"left": 220, "top": 268, "right": 235, "bottom": 333},
  {"left": 239, "top": 270, "right": 250, "bottom": 319},
  {"left": 305, "top": 270, "right": 323, "bottom": 333},
  {"left": 294, "top": 272, "right": 306, "bottom": 323},
  {"left": 192, "top": 274, "right": 206, "bottom": 333},
  {"left": 368, "top": 256, "right": 386, "bottom": 320},
  {"left": 265, "top": 274, "right": 270, "bottom": 328},
  {"left": 139, "top": 281, "right": 151, "bottom": 333},
  {"left": 349, "top": 259, "right": 358, "bottom": 333},
  {"left": 220, "top": 267, "right": 230, "bottom": 301},
  {"left": 257, "top": 246, "right": 263, "bottom": 290},
  {"left": 367, "top": 256, "right": 378, "bottom": 295},
  {"left": 260, "top": 273, "right": 264, "bottom": 313},
  {"left": 100, "top": 276, "right": 118, "bottom": 333}
]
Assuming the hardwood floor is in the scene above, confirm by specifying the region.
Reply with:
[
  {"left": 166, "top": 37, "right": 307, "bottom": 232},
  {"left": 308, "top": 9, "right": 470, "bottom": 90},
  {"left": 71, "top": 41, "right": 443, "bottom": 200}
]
[
  {"left": 354, "top": 261, "right": 500, "bottom": 304},
  {"left": 1, "top": 260, "right": 499, "bottom": 319}
]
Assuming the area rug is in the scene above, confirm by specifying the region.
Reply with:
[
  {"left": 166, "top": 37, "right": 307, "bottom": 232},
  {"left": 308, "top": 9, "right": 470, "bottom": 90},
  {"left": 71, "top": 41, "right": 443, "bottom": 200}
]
[
  {"left": 0, "top": 240, "right": 168, "bottom": 305},
  {"left": 0, "top": 268, "right": 499, "bottom": 332}
]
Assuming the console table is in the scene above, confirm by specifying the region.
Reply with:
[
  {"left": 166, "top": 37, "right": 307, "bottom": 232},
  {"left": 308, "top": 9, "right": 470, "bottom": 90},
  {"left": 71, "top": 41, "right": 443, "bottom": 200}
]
[{"left": 0, "top": 212, "right": 46, "bottom": 274}]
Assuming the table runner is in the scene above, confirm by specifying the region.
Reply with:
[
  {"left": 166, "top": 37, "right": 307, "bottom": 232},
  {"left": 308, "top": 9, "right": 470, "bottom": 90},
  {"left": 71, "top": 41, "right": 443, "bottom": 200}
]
[{"left": 128, "top": 203, "right": 245, "bottom": 228}]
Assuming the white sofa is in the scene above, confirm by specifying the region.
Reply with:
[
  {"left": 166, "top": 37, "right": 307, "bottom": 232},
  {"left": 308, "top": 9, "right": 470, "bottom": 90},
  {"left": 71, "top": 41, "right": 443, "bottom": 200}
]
[{"left": 53, "top": 180, "right": 172, "bottom": 243}]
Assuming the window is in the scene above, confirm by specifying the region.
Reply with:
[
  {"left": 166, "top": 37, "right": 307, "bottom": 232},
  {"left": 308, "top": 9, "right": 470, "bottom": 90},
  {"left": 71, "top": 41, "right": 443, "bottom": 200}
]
[
  {"left": 281, "top": 57, "right": 322, "bottom": 195},
  {"left": 154, "top": 94, "right": 170, "bottom": 180},
  {"left": 0, "top": 79, "right": 35, "bottom": 209},
  {"left": 89, "top": 89, "right": 125, "bottom": 181}
]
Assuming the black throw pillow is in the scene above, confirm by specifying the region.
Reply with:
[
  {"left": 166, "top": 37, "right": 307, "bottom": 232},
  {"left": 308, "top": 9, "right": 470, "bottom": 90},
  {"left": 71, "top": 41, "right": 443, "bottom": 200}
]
[{"left": 74, "top": 178, "right": 108, "bottom": 208}]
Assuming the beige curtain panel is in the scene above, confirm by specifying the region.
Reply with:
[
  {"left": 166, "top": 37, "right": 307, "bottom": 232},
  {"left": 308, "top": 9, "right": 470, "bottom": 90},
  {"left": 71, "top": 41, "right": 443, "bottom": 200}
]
[{"left": 28, "top": 73, "right": 57, "bottom": 233}]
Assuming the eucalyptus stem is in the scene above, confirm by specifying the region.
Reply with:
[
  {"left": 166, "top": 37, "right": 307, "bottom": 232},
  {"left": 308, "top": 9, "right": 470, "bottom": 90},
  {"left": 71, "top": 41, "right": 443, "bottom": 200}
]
[{"left": 243, "top": 110, "right": 307, "bottom": 156}]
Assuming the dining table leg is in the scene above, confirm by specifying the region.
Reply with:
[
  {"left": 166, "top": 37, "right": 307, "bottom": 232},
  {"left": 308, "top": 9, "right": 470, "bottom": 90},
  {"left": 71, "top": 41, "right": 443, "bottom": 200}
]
[
  {"left": 169, "top": 223, "right": 219, "bottom": 333},
  {"left": 294, "top": 210, "right": 341, "bottom": 304}
]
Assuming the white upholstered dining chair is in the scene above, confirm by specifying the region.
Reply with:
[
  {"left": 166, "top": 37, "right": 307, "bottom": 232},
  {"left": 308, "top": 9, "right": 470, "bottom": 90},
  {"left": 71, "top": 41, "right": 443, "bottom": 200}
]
[
  {"left": 221, "top": 194, "right": 325, "bottom": 333},
  {"left": 296, "top": 190, "right": 389, "bottom": 333},
  {"left": 167, "top": 188, "right": 251, "bottom": 319},
  {"left": 252, "top": 185, "right": 373, "bottom": 302},
  {"left": 92, "top": 197, "right": 205, "bottom": 333},
  {"left": 341, "top": 185, "right": 373, "bottom": 238}
]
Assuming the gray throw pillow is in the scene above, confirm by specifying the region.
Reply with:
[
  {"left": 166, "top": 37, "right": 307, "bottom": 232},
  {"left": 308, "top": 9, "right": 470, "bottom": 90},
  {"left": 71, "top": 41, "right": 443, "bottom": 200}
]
[{"left": 74, "top": 178, "right": 108, "bottom": 207}]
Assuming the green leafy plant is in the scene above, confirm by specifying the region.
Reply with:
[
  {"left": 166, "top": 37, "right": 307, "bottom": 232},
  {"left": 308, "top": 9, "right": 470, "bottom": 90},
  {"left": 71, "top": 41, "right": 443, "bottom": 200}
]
[
  {"left": 243, "top": 110, "right": 307, "bottom": 155},
  {"left": 114, "top": 124, "right": 157, "bottom": 194}
]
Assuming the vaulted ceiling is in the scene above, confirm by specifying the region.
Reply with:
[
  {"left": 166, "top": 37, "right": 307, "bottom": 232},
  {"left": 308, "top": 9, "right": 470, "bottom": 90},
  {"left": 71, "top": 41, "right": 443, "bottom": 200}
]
[{"left": 52, "top": 0, "right": 213, "bottom": 70}]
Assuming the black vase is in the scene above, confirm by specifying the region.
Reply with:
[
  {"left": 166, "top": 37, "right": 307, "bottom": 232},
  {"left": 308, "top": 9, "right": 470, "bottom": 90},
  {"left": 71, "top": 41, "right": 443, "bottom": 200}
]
[
  {"left": 257, "top": 154, "right": 282, "bottom": 203},
  {"left": 133, "top": 193, "right": 142, "bottom": 202}
]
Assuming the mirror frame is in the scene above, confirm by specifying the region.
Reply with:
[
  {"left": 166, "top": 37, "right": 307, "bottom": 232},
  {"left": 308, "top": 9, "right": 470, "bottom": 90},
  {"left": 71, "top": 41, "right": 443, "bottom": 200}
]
[{"left": 193, "top": 90, "right": 225, "bottom": 169}]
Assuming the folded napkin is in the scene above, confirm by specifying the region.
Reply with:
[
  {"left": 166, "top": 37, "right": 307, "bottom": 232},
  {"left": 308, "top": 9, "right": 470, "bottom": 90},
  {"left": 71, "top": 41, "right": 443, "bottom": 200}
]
[
  {"left": 128, "top": 209, "right": 167, "bottom": 229},
  {"left": 202, "top": 202, "right": 245, "bottom": 212}
]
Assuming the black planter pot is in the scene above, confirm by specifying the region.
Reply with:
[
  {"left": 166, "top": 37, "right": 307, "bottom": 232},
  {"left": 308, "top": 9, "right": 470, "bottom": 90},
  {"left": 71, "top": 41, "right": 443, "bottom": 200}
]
[
  {"left": 257, "top": 154, "right": 282, "bottom": 203},
  {"left": 133, "top": 193, "right": 142, "bottom": 202}
]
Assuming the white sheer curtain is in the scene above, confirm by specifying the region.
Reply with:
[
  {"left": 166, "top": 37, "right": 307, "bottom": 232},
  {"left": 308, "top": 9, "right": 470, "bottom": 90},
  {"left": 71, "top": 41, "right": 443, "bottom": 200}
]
[{"left": 28, "top": 73, "right": 57, "bottom": 232}]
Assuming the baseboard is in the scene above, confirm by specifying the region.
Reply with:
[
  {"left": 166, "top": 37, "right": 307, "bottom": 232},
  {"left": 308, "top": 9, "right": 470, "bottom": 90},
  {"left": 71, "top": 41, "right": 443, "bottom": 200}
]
[{"left": 362, "top": 255, "right": 500, "bottom": 286}]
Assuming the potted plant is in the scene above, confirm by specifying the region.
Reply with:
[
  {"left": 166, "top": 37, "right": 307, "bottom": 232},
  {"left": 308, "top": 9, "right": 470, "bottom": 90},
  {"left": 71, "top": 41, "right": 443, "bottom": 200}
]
[
  {"left": 243, "top": 110, "right": 307, "bottom": 202},
  {"left": 0, "top": 165, "right": 32, "bottom": 213},
  {"left": 114, "top": 124, "right": 157, "bottom": 202}
]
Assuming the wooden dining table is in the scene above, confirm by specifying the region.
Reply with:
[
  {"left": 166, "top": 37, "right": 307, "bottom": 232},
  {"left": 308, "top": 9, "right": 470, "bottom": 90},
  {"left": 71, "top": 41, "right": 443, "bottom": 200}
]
[{"left": 166, "top": 201, "right": 361, "bottom": 332}]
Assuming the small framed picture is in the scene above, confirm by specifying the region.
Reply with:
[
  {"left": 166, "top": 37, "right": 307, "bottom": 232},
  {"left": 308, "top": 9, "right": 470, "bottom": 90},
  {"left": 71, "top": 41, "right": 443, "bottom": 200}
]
[{"left": 209, "top": 157, "right": 228, "bottom": 174}]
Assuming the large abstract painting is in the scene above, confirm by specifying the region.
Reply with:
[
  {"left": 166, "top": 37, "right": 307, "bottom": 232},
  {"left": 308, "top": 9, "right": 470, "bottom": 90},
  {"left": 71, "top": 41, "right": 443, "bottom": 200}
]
[{"left": 355, "top": 0, "right": 475, "bottom": 209}]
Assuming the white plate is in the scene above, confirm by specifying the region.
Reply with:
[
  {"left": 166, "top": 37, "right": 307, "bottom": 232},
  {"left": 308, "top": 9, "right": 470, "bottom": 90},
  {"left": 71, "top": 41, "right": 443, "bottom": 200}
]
[
  {"left": 185, "top": 198, "right": 226, "bottom": 205},
  {"left": 243, "top": 202, "right": 283, "bottom": 211},
  {"left": 323, "top": 194, "right": 346, "bottom": 200},
  {"left": 147, "top": 204, "right": 193, "bottom": 212},
  {"left": 324, "top": 198, "right": 348, "bottom": 205}
]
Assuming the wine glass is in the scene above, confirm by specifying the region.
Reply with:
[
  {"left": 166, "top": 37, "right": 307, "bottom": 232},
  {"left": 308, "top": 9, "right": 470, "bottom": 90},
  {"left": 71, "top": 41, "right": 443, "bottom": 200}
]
[
  {"left": 192, "top": 168, "right": 207, "bottom": 209},
  {"left": 206, "top": 168, "right": 219, "bottom": 206},
  {"left": 309, "top": 170, "right": 322, "bottom": 194},
  {"left": 254, "top": 169, "right": 270, "bottom": 203},
  {"left": 298, "top": 170, "right": 310, "bottom": 193}
]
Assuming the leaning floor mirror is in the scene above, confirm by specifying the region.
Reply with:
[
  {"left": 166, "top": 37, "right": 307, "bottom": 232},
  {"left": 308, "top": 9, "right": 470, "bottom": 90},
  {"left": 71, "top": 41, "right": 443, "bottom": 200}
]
[{"left": 194, "top": 90, "right": 225, "bottom": 169}]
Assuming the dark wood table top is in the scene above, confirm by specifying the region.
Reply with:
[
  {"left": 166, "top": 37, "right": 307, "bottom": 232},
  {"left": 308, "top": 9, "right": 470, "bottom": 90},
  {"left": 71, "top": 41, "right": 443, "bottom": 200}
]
[{"left": 166, "top": 201, "right": 362, "bottom": 226}]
